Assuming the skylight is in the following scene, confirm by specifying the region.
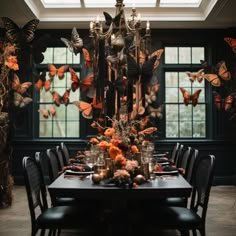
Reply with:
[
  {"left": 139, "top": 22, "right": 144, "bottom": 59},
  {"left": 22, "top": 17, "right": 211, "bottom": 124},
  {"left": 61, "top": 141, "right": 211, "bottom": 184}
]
[
  {"left": 160, "top": 0, "right": 202, "bottom": 8},
  {"left": 84, "top": 0, "right": 157, "bottom": 8},
  {"left": 41, "top": 0, "right": 81, "bottom": 8}
]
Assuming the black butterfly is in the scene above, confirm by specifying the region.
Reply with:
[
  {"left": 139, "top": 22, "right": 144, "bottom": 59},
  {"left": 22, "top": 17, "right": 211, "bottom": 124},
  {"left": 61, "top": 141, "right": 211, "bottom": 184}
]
[
  {"left": 32, "top": 34, "right": 51, "bottom": 64},
  {"left": 1, "top": 17, "right": 39, "bottom": 43},
  {"left": 60, "top": 27, "right": 83, "bottom": 55},
  {"left": 103, "top": 10, "right": 123, "bottom": 26}
]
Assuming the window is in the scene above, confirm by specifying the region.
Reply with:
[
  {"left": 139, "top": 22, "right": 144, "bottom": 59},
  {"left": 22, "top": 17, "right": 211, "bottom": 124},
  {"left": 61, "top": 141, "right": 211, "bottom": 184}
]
[
  {"left": 164, "top": 46, "right": 206, "bottom": 138},
  {"left": 36, "top": 47, "right": 81, "bottom": 138}
]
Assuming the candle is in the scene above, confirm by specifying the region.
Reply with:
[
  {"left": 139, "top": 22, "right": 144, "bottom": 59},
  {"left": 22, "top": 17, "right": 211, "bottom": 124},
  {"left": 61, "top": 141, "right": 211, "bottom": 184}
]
[
  {"left": 90, "top": 21, "right": 94, "bottom": 30},
  {"left": 96, "top": 15, "right": 100, "bottom": 23},
  {"left": 146, "top": 21, "right": 150, "bottom": 30},
  {"left": 137, "top": 13, "right": 141, "bottom": 21}
]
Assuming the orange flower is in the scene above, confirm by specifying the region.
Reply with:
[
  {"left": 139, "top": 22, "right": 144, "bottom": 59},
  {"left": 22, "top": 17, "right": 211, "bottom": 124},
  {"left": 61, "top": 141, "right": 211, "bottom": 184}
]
[
  {"left": 109, "top": 145, "right": 122, "bottom": 159},
  {"left": 131, "top": 145, "right": 139, "bottom": 153},
  {"left": 104, "top": 127, "right": 115, "bottom": 137},
  {"left": 98, "top": 141, "right": 110, "bottom": 149},
  {"left": 111, "top": 138, "right": 122, "bottom": 146},
  {"left": 5, "top": 56, "right": 19, "bottom": 70},
  {"left": 89, "top": 138, "right": 99, "bottom": 144},
  {"left": 115, "top": 154, "right": 126, "bottom": 166}
]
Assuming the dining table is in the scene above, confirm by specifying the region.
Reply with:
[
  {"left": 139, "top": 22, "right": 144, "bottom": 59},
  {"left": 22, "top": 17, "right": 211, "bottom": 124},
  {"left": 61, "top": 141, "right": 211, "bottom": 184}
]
[{"left": 48, "top": 172, "right": 192, "bottom": 235}]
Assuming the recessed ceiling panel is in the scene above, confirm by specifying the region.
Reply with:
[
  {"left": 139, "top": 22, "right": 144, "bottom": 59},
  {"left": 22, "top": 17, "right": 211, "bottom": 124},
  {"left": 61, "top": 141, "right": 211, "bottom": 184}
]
[
  {"left": 41, "top": 0, "right": 81, "bottom": 8},
  {"left": 84, "top": 0, "right": 156, "bottom": 8},
  {"left": 160, "top": 0, "right": 202, "bottom": 7}
]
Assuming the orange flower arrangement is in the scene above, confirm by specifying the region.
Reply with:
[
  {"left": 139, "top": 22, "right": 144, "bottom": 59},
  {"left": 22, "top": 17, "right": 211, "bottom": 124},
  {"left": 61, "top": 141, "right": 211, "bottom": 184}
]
[
  {"left": 109, "top": 145, "right": 122, "bottom": 159},
  {"left": 104, "top": 127, "right": 115, "bottom": 137}
]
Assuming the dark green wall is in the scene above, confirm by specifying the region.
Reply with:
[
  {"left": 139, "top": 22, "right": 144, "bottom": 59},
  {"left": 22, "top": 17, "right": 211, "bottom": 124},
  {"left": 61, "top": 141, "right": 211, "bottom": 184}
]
[{"left": 8, "top": 28, "right": 236, "bottom": 185}]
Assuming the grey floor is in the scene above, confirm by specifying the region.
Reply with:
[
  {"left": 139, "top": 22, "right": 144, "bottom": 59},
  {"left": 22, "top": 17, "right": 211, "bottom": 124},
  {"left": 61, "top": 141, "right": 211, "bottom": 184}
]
[{"left": 0, "top": 185, "right": 236, "bottom": 236}]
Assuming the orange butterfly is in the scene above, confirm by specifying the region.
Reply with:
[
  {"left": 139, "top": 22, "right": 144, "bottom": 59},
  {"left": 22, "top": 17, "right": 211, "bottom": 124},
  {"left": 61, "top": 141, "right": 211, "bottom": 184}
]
[
  {"left": 202, "top": 74, "right": 221, "bottom": 87},
  {"left": 48, "top": 64, "right": 69, "bottom": 79},
  {"left": 12, "top": 73, "right": 32, "bottom": 94},
  {"left": 186, "top": 69, "right": 204, "bottom": 83},
  {"left": 34, "top": 71, "right": 53, "bottom": 91},
  {"left": 73, "top": 96, "right": 103, "bottom": 119},
  {"left": 180, "top": 88, "right": 202, "bottom": 107},
  {"left": 50, "top": 89, "right": 71, "bottom": 106},
  {"left": 149, "top": 49, "right": 164, "bottom": 70},
  {"left": 38, "top": 105, "right": 56, "bottom": 119},
  {"left": 213, "top": 91, "right": 236, "bottom": 111},
  {"left": 69, "top": 67, "right": 93, "bottom": 92},
  {"left": 224, "top": 37, "right": 236, "bottom": 53},
  {"left": 82, "top": 48, "right": 91, "bottom": 68},
  {"left": 13, "top": 92, "right": 32, "bottom": 108},
  {"left": 217, "top": 61, "right": 231, "bottom": 81}
]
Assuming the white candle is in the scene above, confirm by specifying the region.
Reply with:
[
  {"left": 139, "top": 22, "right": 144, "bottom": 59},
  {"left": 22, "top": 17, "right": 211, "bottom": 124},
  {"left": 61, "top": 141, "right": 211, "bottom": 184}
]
[{"left": 146, "top": 21, "right": 150, "bottom": 29}]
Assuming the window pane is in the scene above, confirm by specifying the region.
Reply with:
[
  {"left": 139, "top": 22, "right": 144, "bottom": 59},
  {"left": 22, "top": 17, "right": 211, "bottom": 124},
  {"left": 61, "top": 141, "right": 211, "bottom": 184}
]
[
  {"left": 42, "top": 48, "right": 53, "bottom": 63},
  {"left": 165, "top": 88, "right": 178, "bottom": 102},
  {"left": 193, "top": 121, "right": 206, "bottom": 137},
  {"left": 179, "top": 72, "right": 191, "bottom": 87},
  {"left": 179, "top": 47, "right": 191, "bottom": 64},
  {"left": 53, "top": 48, "right": 67, "bottom": 64},
  {"left": 165, "top": 72, "right": 178, "bottom": 87},
  {"left": 53, "top": 121, "right": 66, "bottom": 137},
  {"left": 67, "top": 122, "right": 80, "bottom": 137},
  {"left": 67, "top": 104, "right": 80, "bottom": 120},
  {"left": 166, "top": 121, "right": 179, "bottom": 137},
  {"left": 180, "top": 121, "right": 192, "bottom": 137},
  {"left": 165, "top": 47, "right": 178, "bottom": 63},
  {"left": 166, "top": 105, "right": 178, "bottom": 121},
  {"left": 192, "top": 47, "right": 204, "bottom": 64},
  {"left": 193, "top": 105, "right": 205, "bottom": 120},
  {"left": 39, "top": 121, "right": 52, "bottom": 137},
  {"left": 180, "top": 105, "right": 192, "bottom": 121}
]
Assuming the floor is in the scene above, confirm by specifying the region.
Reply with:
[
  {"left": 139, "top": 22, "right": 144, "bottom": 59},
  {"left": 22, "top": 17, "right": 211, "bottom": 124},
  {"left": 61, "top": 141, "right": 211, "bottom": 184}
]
[{"left": 0, "top": 185, "right": 236, "bottom": 236}]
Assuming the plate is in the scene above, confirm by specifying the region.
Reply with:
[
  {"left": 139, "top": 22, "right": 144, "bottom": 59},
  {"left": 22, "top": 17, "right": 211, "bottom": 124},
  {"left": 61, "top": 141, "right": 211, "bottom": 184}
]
[
  {"left": 153, "top": 170, "right": 179, "bottom": 175},
  {"left": 65, "top": 170, "right": 94, "bottom": 175},
  {"left": 153, "top": 153, "right": 167, "bottom": 157},
  {"left": 156, "top": 162, "right": 170, "bottom": 166}
]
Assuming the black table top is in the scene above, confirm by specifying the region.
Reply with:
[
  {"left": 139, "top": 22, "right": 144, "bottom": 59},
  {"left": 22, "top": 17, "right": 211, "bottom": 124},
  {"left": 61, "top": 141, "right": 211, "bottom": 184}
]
[{"left": 48, "top": 173, "right": 192, "bottom": 200}]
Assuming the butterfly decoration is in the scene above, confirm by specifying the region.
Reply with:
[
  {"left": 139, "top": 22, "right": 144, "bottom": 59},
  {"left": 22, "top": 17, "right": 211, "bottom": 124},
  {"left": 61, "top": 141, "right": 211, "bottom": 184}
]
[
  {"left": 224, "top": 37, "right": 236, "bottom": 54},
  {"left": 200, "top": 60, "right": 212, "bottom": 74},
  {"left": 148, "top": 49, "right": 164, "bottom": 70},
  {"left": 48, "top": 64, "right": 69, "bottom": 80},
  {"left": 50, "top": 89, "right": 71, "bottom": 106},
  {"left": 103, "top": 10, "right": 123, "bottom": 26},
  {"left": 60, "top": 27, "right": 83, "bottom": 55},
  {"left": 145, "top": 90, "right": 157, "bottom": 105},
  {"left": 180, "top": 88, "right": 202, "bottom": 107},
  {"left": 13, "top": 92, "right": 32, "bottom": 108},
  {"left": 82, "top": 48, "right": 91, "bottom": 68},
  {"left": 148, "top": 105, "right": 164, "bottom": 119},
  {"left": 217, "top": 60, "right": 231, "bottom": 81},
  {"left": 212, "top": 91, "right": 236, "bottom": 111},
  {"left": 34, "top": 71, "right": 53, "bottom": 92},
  {"left": 38, "top": 105, "right": 56, "bottom": 119},
  {"left": 73, "top": 96, "right": 103, "bottom": 119},
  {"left": 186, "top": 69, "right": 204, "bottom": 83},
  {"left": 32, "top": 34, "right": 51, "bottom": 64},
  {"left": 69, "top": 67, "right": 93, "bottom": 92},
  {"left": 202, "top": 73, "right": 221, "bottom": 87},
  {"left": 1, "top": 17, "right": 39, "bottom": 43},
  {"left": 11, "top": 73, "right": 32, "bottom": 94}
]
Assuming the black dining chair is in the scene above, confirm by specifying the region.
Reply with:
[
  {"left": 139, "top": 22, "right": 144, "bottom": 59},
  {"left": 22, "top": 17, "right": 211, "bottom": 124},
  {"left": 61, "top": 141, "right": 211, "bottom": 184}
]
[
  {"left": 169, "top": 142, "right": 180, "bottom": 164},
  {"left": 46, "top": 148, "right": 78, "bottom": 206},
  {"left": 131, "top": 154, "right": 215, "bottom": 236},
  {"left": 164, "top": 146, "right": 193, "bottom": 207},
  {"left": 23, "top": 156, "right": 102, "bottom": 236},
  {"left": 174, "top": 144, "right": 184, "bottom": 167},
  {"left": 55, "top": 145, "right": 65, "bottom": 169},
  {"left": 60, "top": 142, "right": 70, "bottom": 166}
]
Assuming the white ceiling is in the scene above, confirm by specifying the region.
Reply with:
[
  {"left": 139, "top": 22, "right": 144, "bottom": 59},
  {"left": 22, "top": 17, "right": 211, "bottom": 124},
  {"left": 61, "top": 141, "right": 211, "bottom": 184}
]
[{"left": 0, "top": 0, "right": 235, "bottom": 29}]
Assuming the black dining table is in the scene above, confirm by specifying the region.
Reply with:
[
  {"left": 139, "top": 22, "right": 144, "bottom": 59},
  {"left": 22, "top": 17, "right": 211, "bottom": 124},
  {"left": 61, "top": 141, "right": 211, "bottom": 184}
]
[{"left": 48, "top": 173, "right": 192, "bottom": 235}]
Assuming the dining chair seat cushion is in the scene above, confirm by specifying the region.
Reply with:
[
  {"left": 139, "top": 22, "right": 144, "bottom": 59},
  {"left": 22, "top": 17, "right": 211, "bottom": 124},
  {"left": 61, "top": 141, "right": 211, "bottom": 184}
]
[
  {"left": 133, "top": 206, "right": 201, "bottom": 229},
  {"left": 37, "top": 205, "right": 98, "bottom": 228}
]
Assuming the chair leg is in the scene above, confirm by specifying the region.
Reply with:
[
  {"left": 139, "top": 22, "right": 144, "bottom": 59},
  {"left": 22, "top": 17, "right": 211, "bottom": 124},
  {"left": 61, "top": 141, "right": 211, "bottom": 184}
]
[
  {"left": 192, "top": 229, "right": 197, "bottom": 236},
  {"left": 180, "top": 230, "right": 190, "bottom": 236},
  {"left": 40, "top": 229, "right": 45, "bottom": 236}
]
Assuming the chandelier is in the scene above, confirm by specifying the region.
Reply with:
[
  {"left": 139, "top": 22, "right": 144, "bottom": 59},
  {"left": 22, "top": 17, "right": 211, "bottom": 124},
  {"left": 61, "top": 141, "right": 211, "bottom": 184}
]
[{"left": 86, "top": 0, "right": 162, "bottom": 122}]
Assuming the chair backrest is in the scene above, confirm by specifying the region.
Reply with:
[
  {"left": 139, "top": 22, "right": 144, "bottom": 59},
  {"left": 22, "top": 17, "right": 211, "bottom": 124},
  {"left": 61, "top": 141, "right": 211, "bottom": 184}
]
[
  {"left": 190, "top": 154, "right": 215, "bottom": 223},
  {"left": 46, "top": 149, "right": 61, "bottom": 183},
  {"left": 177, "top": 146, "right": 192, "bottom": 173},
  {"left": 60, "top": 142, "right": 70, "bottom": 166},
  {"left": 22, "top": 156, "right": 48, "bottom": 227},
  {"left": 185, "top": 149, "right": 198, "bottom": 184},
  {"left": 55, "top": 146, "right": 65, "bottom": 170},
  {"left": 174, "top": 144, "right": 184, "bottom": 167},
  {"left": 170, "top": 142, "right": 180, "bottom": 163}
]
